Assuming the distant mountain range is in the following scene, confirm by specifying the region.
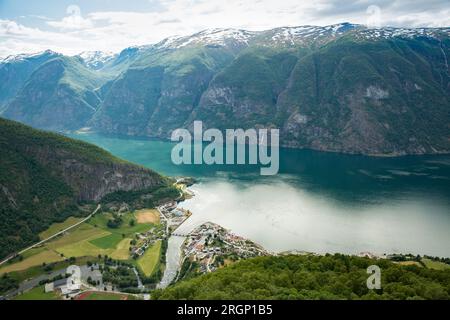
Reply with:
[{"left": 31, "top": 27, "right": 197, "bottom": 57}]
[{"left": 1, "top": 23, "right": 449, "bottom": 156}]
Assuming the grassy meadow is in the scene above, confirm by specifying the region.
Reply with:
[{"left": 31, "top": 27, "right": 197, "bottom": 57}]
[
  {"left": 137, "top": 241, "right": 162, "bottom": 277},
  {"left": 39, "top": 217, "right": 84, "bottom": 240},
  {"left": 1, "top": 209, "right": 162, "bottom": 280}
]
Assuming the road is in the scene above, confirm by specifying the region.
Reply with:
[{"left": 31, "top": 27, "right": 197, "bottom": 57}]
[{"left": 0, "top": 204, "right": 101, "bottom": 267}]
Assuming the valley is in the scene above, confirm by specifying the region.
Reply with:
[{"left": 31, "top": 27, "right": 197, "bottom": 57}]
[
  {"left": 1, "top": 129, "right": 449, "bottom": 300},
  {"left": 0, "top": 15, "right": 449, "bottom": 302}
]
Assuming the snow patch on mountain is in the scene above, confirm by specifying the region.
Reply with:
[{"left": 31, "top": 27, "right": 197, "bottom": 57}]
[
  {"left": 269, "top": 23, "right": 360, "bottom": 45},
  {"left": 77, "top": 51, "right": 117, "bottom": 70},
  {"left": 157, "top": 28, "right": 257, "bottom": 49},
  {"left": 356, "top": 27, "right": 450, "bottom": 41},
  {"left": 1, "top": 50, "right": 60, "bottom": 64}
]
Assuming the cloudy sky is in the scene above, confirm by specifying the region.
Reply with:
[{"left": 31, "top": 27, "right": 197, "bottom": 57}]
[{"left": 0, "top": 0, "right": 449, "bottom": 57}]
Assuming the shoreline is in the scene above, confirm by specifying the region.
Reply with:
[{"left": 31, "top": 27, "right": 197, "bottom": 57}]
[
  {"left": 169, "top": 181, "right": 450, "bottom": 261},
  {"left": 68, "top": 131, "right": 450, "bottom": 159},
  {"left": 158, "top": 181, "right": 450, "bottom": 289}
]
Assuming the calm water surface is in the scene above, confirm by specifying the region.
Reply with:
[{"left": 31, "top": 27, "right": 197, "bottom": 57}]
[{"left": 70, "top": 133, "right": 450, "bottom": 257}]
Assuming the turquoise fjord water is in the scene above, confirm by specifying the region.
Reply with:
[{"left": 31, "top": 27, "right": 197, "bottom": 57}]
[{"left": 70, "top": 133, "right": 450, "bottom": 257}]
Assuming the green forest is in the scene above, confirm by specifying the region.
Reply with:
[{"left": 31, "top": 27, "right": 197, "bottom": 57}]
[{"left": 153, "top": 254, "right": 450, "bottom": 300}]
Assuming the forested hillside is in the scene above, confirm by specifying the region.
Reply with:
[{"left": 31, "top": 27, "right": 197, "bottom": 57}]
[{"left": 153, "top": 254, "right": 450, "bottom": 300}]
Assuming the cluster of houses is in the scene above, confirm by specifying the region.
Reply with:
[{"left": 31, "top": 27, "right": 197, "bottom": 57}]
[
  {"left": 132, "top": 226, "right": 166, "bottom": 258},
  {"left": 182, "top": 222, "right": 268, "bottom": 274},
  {"left": 130, "top": 201, "right": 191, "bottom": 258},
  {"left": 159, "top": 201, "right": 192, "bottom": 232}
]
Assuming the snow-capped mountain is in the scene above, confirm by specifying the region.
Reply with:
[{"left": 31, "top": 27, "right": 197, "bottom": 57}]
[
  {"left": 154, "top": 25, "right": 356, "bottom": 49},
  {"left": 355, "top": 27, "right": 450, "bottom": 40},
  {"left": 1, "top": 50, "right": 60, "bottom": 64},
  {"left": 153, "top": 23, "right": 449, "bottom": 51},
  {"left": 76, "top": 51, "right": 117, "bottom": 70},
  {"left": 157, "top": 28, "right": 257, "bottom": 49},
  {"left": 2, "top": 23, "right": 449, "bottom": 157}
]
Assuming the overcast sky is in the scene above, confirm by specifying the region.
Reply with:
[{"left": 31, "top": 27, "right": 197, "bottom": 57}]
[{"left": 0, "top": 0, "right": 449, "bottom": 57}]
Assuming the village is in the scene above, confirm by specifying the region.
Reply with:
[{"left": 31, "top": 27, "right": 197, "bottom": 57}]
[
  {"left": 180, "top": 222, "right": 268, "bottom": 275},
  {"left": 130, "top": 200, "right": 192, "bottom": 259}
]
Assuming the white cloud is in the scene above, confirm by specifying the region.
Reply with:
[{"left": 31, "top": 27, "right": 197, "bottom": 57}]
[
  {"left": 0, "top": 0, "right": 449, "bottom": 58},
  {"left": 46, "top": 5, "right": 93, "bottom": 30}
]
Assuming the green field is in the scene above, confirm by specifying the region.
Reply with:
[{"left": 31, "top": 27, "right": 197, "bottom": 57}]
[
  {"left": 88, "top": 212, "right": 153, "bottom": 236},
  {"left": 89, "top": 233, "right": 124, "bottom": 249},
  {"left": 2, "top": 210, "right": 160, "bottom": 284},
  {"left": 110, "top": 238, "right": 133, "bottom": 260},
  {"left": 421, "top": 258, "right": 450, "bottom": 270},
  {"left": 14, "top": 285, "right": 59, "bottom": 300},
  {"left": 5, "top": 256, "right": 99, "bottom": 283},
  {"left": 46, "top": 223, "right": 109, "bottom": 250},
  {"left": 137, "top": 241, "right": 162, "bottom": 277},
  {"left": 39, "top": 217, "right": 84, "bottom": 240},
  {"left": 21, "top": 246, "right": 47, "bottom": 259},
  {"left": 0, "top": 248, "right": 64, "bottom": 274},
  {"left": 53, "top": 212, "right": 155, "bottom": 260}
]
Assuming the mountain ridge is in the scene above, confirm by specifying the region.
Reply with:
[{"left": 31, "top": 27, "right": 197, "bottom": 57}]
[{"left": 1, "top": 23, "right": 449, "bottom": 156}]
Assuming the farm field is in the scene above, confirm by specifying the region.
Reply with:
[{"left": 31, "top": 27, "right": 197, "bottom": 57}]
[
  {"left": 88, "top": 212, "right": 153, "bottom": 236},
  {"left": 110, "top": 238, "right": 133, "bottom": 260},
  {"left": 1, "top": 210, "right": 161, "bottom": 280},
  {"left": 395, "top": 261, "right": 423, "bottom": 267},
  {"left": 46, "top": 223, "right": 109, "bottom": 250},
  {"left": 137, "top": 240, "right": 162, "bottom": 277},
  {"left": 135, "top": 209, "right": 160, "bottom": 224},
  {"left": 21, "top": 246, "right": 47, "bottom": 259},
  {"left": 39, "top": 217, "right": 84, "bottom": 240},
  {"left": 5, "top": 256, "right": 97, "bottom": 283},
  {"left": 0, "top": 248, "right": 64, "bottom": 274},
  {"left": 90, "top": 233, "right": 124, "bottom": 249},
  {"left": 421, "top": 258, "right": 450, "bottom": 270}
]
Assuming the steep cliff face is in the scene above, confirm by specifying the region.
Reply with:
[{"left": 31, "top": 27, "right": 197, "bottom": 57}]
[
  {"left": 0, "top": 117, "right": 166, "bottom": 259},
  {"left": 24, "top": 145, "right": 163, "bottom": 202}
]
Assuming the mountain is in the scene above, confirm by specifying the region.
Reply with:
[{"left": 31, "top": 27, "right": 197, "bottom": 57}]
[
  {"left": 90, "top": 41, "right": 238, "bottom": 136},
  {"left": 2, "top": 24, "right": 449, "bottom": 155},
  {"left": 76, "top": 47, "right": 144, "bottom": 75},
  {"left": 2, "top": 55, "right": 106, "bottom": 131},
  {"left": 153, "top": 254, "right": 450, "bottom": 300},
  {"left": 0, "top": 117, "right": 169, "bottom": 259},
  {"left": 77, "top": 51, "right": 117, "bottom": 70},
  {"left": 0, "top": 50, "right": 60, "bottom": 112}
]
